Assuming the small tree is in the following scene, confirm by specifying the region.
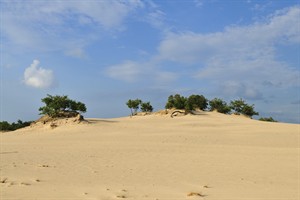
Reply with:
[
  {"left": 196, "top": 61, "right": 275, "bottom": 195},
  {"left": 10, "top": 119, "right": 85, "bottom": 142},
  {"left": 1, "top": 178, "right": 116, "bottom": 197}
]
[
  {"left": 126, "top": 99, "right": 142, "bottom": 116},
  {"left": 185, "top": 94, "right": 208, "bottom": 112},
  {"left": 230, "top": 99, "right": 259, "bottom": 117},
  {"left": 141, "top": 102, "right": 153, "bottom": 112},
  {"left": 39, "top": 94, "right": 87, "bottom": 117},
  {"left": 165, "top": 94, "right": 186, "bottom": 109},
  {"left": 209, "top": 98, "right": 231, "bottom": 114}
]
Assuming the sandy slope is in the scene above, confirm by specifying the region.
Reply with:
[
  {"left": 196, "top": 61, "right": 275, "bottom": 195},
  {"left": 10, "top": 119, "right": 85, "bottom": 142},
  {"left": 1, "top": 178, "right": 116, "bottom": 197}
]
[{"left": 1, "top": 112, "right": 299, "bottom": 200}]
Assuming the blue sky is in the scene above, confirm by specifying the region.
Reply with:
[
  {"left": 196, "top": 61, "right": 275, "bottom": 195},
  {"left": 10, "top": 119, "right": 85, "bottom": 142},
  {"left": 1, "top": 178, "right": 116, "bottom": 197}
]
[{"left": 1, "top": 0, "right": 299, "bottom": 123}]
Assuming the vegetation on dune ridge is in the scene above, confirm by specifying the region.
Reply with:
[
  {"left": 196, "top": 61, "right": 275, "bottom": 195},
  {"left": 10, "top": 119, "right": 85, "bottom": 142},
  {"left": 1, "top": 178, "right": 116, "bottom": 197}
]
[
  {"left": 164, "top": 94, "right": 259, "bottom": 118},
  {"left": 0, "top": 120, "right": 32, "bottom": 131},
  {"left": 126, "top": 99, "right": 153, "bottom": 116},
  {"left": 1, "top": 93, "right": 279, "bottom": 132},
  {"left": 259, "top": 117, "right": 278, "bottom": 122},
  {"left": 125, "top": 93, "right": 278, "bottom": 121},
  {"left": 39, "top": 94, "right": 86, "bottom": 118}
]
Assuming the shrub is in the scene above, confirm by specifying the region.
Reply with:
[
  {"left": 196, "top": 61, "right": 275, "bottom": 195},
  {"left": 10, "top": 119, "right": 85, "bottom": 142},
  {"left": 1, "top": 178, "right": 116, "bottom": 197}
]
[
  {"left": 259, "top": 117, "right": 278, "bottom": 122},
  {"left": 39, "top": 94, "right": 86, "bottom": 117},
  {"left": 230, "top": 99, "right": 259, "bottom": 117},
  {"left": 209, "top": 98, "right": 231, "bottom": 114},
  {"left": 185, "top": 94, "right": 208, "bottom": 111},
  {"left": 141, "top": 102, "right": 153, "bottom": 112}
]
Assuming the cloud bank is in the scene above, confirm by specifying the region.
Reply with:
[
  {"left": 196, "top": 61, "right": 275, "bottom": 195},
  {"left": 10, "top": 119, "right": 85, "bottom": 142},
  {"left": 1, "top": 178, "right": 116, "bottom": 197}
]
[
  {"left": 107, "top": 6, "right": 300, "bottom": 100},
  {"left": 1, "top": 0, "right": 144, "bottom": 55},
  {"left": 24, "top": 60, "right": 55, "bottom": 89}
]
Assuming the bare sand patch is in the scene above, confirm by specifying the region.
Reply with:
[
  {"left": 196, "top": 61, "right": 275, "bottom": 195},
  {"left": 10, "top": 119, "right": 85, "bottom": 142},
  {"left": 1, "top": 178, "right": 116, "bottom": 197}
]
[{"left": 1, "top": 112, "right": 299, "bottom": 199}]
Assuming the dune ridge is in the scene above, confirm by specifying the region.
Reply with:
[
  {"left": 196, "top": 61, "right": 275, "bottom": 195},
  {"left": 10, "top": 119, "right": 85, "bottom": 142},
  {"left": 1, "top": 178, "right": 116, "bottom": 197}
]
[{"left": 1, "top": 111, "right": 299, "bottom": 199}]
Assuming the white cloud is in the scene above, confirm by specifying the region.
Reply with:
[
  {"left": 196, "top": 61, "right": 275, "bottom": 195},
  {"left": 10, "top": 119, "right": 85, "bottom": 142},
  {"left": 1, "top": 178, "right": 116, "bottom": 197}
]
[
  {"left": 194, "top": 0, "right": 204, "bottom": 8},
  {"left": 1, "top": 0, "right": 144, "bottom": 55},
  {"left": 154, "top": 71, "right": 178, "bottom": 85},
  {"left": 65, "top": 48, "right": 87, "bottom": 59},
  {"left": 159, "top": 6, "right": 300, "bottom": 64},
  {"left": 106, "top": 60, "right": 144, "bottom": 82},
  {"left": 24, "top": 60, "right": 55, "bottom": 89},
  {"left": 157, "top": 6, "right": 300, "bottom": 97}
]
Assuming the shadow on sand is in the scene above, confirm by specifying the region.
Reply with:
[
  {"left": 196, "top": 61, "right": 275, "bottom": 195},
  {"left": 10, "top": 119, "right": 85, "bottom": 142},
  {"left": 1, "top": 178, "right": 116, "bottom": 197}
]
[{"left": 86, "top": 119, "right": 119, "bottom": 124}]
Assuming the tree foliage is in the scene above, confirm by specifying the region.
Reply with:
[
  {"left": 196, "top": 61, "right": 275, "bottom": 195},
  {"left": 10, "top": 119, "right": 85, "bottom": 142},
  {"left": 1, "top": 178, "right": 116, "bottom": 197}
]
[
  {"left": 165, "top": 94, "right": 187, "bottom": 109},
  {"left": 0, "top": 120, "right": 32, "bottom": 131},
  {"left": 126, "top": 99, "right": 142, "bottom": 116},
  {"left": 185, "top": 94, "right": 208, "bottom": 111},
  {"left": 141, "top": 102, "right": 154, "bottom": 112},
  {"left": 39, "top": 94, "right": 87, "bottom": 117},
  {"left": 209, "top": 98, "right": 231, "bottom": 114},
  {"left": 126, "top": 99, "right": 153, "bottom": 115},
  {"left": 230, "top": 99, "right": 259, "bottom": 117},
  {"left": 165, "top": 94, "right": 208, "bottom": 112}
]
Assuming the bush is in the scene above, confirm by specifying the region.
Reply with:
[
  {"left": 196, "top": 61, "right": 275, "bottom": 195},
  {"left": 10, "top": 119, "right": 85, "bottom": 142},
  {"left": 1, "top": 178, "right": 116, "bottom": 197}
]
[
  {"left": 209, "top": 98, "right": 231, "bottom": 114},
  {"left": 185, "top": 94, "right": 208, "bottom": 111},
  {"left": 230, "top": 99, "right": 259, "bottom": 117},
  {"left": 141, "top": 102, "right": 153, "bottom": 112},
  {"left": 259, "top": 117, "right": 277, "bottom": 122},
  {"left": 39, "top": 94, "right": 87, "bottom": 117}
]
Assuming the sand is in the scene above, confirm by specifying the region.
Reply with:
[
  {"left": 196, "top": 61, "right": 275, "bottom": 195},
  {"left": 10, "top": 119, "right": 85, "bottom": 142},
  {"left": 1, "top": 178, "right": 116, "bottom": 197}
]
[{"left": 1, "top": 111, "right": 299, "bottom": 199}]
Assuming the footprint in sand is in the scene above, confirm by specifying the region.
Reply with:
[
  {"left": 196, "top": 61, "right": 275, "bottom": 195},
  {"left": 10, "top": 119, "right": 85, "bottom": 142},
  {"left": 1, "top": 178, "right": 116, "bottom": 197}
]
[{"left": 187, "top": 192, "right": 206, "bottom": 197}]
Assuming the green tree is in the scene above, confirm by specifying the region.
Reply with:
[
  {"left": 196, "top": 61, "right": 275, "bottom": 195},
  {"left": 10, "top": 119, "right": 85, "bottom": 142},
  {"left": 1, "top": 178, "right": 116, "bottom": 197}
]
[
  {"left": 126, "top": 99, "right": 142, "bottom": 116},
  {"left": 141, "top": 101, "right": 153, "bottom": 112},
  {"left": 185, "top": 94, "right": 208, "bottom": 111},
  {"left": 230, "top": 99, "right": 259, "bottom": 117},
  {"left": 165, "top": 94, "right": 187, "bottom": 109},
  {"left": 39, "top": 94, "right": 87, "bottom": 117},
  {"left": 209, "top": 98, "right": 231, "bottom": 114}
]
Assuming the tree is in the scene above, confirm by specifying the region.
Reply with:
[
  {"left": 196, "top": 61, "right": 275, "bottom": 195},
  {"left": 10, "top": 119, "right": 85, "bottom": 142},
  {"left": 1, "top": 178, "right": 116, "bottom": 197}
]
[
  {"left": 141, "top": 102, "right": 153, "bottom": 112},
  {"left": 165, "top": 94, "right": 187, "bottom": 109},
  {"left": 126, "top": 99, "right": 142, "bottom": 116},
  {"left": 209, "top": 98, "right": 231, "bottom": 114},
  {"left": 185, "top": 94, "right": 208, "bottom": 111},
  {"left": 39, "top": 94, "right": 87, "bottom": 117},
  {"left": 230, "top": 99, "right": 259, "bottom": 117}
]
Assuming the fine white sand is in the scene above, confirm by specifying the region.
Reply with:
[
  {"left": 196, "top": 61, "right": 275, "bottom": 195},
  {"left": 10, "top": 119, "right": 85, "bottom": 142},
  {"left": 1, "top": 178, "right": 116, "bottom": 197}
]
[{"left": 1, "top": 112, "right": 299, "bottom": 199}]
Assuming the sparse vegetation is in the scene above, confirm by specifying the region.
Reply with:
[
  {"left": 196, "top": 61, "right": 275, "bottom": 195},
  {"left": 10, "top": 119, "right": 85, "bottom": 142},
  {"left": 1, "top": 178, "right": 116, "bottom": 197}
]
[
  {"left": 164, "top": 94, "right": 260, "bottom": 118},
  {"left": 140, "top": 101, "right": 154, "bottom": 112},
  {"left": 165, "top": 94, "right": 207, "bottom": 112},
  {"left": 185, "top": 94, "right": 208, "bottom": 112},
  {"left": 259, "top": 117, "right": 278, "bottom": 122},
  {"left": 230, "top": 98, "right": 259, "bottom": 117},
  {"left": 126, "top": 99, "right": 142, "bottom": 116},
  {"left": 0, "top": 120, "right": 32, "bottom": 131},
  {"left": 209, "top": 98, "right": 231, "bottom": 114},
  {"left": 126, "top": 99, "right": 153, "bottom": 116},
  {"left": 165, "top": 94, "right": 187, "bottom": 110},
  {"left": 39, "top": 94, "right": 86, "bottom": 118}
]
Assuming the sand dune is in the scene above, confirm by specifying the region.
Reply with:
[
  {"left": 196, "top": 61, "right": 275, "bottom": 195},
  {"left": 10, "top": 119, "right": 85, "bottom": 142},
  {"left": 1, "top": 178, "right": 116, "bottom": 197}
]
[{"left": 1, "top": 112, "right": 299, "bottom": 199}]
